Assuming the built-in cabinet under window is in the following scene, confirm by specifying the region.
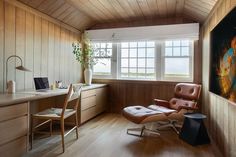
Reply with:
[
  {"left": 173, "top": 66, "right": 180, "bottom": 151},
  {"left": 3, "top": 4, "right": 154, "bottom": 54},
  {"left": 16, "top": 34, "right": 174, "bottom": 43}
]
[{"left": 81, "top": 86, "right": 107, "bottom": 123}]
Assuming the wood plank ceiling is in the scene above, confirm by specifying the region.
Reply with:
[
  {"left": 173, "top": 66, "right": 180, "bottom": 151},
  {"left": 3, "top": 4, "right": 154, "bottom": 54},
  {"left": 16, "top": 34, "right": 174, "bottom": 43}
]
[{"left": 17, "top": 0, "right": 217, "bottom": 31}]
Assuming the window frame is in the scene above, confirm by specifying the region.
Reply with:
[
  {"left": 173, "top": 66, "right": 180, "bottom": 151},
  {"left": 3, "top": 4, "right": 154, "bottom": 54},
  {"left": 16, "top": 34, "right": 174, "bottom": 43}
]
[
  {"left": 161, "top": 40, "right": 194, "bottom": 82},
  {"left": 92, "top": 42, "right": 114, "bottom": 79},
  {"left": 117, "top": 41, "right": 156, "bottom": 80},
  {"left": 92, "top": 40, "right": 194, "bottom": 82}
]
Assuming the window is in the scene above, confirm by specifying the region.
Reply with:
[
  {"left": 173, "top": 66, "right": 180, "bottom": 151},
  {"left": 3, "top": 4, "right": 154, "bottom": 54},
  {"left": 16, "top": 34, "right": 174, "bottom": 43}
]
[
  {"left": 92, "top": 42, "right": 112, "bottom": 76},
  {"left": 92, "top": 40, "right": 194, "bottom": 82},
  {"left": 119, "top": 41, "right": 155, "bottom": 79},
  {"left": 162, "top": 40, "right": 193, "bottom": 81}
]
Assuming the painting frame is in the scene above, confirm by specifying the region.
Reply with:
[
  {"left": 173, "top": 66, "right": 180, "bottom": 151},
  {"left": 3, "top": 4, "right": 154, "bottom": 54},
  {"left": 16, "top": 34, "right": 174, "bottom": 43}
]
[{"left": 209, "top": 6, "right": 236, "bottom": 102}]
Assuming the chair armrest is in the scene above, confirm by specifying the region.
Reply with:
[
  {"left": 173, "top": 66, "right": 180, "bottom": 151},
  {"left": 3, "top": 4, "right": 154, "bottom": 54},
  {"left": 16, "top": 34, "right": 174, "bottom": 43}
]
[{"left": 154, "top": 99, "right": 170, "bottom": 108}]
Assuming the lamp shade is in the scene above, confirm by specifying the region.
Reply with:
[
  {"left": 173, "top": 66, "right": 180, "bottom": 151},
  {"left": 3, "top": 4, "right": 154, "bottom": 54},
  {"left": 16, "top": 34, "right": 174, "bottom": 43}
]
[{"left": 15, "top": 65, "right": 31, "bottom": 72}]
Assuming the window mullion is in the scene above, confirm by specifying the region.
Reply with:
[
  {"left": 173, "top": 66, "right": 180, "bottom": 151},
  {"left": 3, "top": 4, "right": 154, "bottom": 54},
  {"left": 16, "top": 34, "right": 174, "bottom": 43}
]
[
  {"left": 117, "top": 43, "right": 121, "bottom": 78},
  {"left": 112, "top": 43, "right": 117, "bottom": 79}
]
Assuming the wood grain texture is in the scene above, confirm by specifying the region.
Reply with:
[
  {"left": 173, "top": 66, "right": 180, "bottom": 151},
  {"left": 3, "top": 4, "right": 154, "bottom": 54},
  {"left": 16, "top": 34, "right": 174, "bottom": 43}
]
[
  {"left": 0, "top": 136, "right": 27, "bottom": 157},
  {"left": 67, "top": 0, "right": 216, "bottom": 27},
  {"left": 26, "top": 113, "right": 219, "bottom": 157},
  {"left": 15, "top": 8, "right": 25, "bottom": 90},
  {"left": 7, "top": 0, "right": 81, "bottom": 33},
  {"left": 17, "top": 0, "right": 93, "bottom": 31},
  {"left": 201, "top": 0, "right": 236, "bottom": 156},
  {"left": 16, "top": 0, "right": 216, "bottom": 30},
  {"left": 0, "top": 102, "right": 27, "bottom": 122},
  {"left": 25, "top": 11, "right": 34, "bottom": 89},
  {"left": 93, "top": 79, "right": 177, "bottom": 113},
  {"left": 89, "top": 17, "right": 196, "bottom": 29},
  {"left": 5, "top": 2, "right": 16, "bottom": 86},
  {"left": 0, "top": 0, "right": 4, "bottom": 92},
  {"left": 0, "top": 115, "right": 27, "bottom": 145},
  {"left": 0, "top": 1, "right": 82, "bottom": 92}
]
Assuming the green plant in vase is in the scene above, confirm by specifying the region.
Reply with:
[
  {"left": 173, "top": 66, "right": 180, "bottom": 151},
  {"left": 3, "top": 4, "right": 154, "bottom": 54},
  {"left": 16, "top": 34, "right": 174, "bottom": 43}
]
[{"left": 72, "top": 34, "right": 96, "bottom": 85}]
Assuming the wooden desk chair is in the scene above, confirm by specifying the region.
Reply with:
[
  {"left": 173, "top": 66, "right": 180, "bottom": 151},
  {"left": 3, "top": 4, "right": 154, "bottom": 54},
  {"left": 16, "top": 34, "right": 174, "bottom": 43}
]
[{"left": 30, "top": 84, "right": 82, "bottom": 153}]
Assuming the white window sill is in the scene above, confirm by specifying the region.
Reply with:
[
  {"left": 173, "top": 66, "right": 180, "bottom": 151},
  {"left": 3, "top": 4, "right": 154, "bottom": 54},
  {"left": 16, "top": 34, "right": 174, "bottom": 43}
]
[{"left": 92, "top": 77, "right": 194, "bottom": 84}]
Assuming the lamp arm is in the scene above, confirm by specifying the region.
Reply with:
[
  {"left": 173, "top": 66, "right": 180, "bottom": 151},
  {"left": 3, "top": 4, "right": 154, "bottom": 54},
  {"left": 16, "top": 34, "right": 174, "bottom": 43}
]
[
  {"left": 6, "top": 55, "right": 23, "bottom": 65},
  {"left": 5, "top": 55, "right": 23, "bottom": 89}
]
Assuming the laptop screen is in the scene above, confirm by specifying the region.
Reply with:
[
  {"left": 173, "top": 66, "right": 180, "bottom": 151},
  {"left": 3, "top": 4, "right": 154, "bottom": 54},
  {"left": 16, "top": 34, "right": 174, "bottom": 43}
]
[{"left": 34, "top": 77, "right": 49, "bottom": 90}]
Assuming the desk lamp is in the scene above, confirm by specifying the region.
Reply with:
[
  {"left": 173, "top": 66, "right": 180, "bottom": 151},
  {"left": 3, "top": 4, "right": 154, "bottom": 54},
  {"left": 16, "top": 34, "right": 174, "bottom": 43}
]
[{"left": 6, "top": 55, "right": 31, "bottom": 93}]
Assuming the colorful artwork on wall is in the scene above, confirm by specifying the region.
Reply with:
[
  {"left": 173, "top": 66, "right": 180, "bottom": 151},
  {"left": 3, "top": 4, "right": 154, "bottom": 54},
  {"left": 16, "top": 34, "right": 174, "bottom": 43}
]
[{"left": 210, "top": 7, "right": 236, "bottom": 102}]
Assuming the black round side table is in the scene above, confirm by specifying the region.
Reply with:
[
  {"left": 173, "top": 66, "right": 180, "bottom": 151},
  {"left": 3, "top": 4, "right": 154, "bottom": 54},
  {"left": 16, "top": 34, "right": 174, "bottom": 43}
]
[{"left": 179, "top": 113, "right": 210, "bottom": 146}]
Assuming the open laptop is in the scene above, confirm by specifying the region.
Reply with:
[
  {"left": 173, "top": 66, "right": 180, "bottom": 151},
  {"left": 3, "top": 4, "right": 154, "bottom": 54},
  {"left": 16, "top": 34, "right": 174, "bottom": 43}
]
[{"left": 34, "top": 77, "right": 50, "bottom": 92}]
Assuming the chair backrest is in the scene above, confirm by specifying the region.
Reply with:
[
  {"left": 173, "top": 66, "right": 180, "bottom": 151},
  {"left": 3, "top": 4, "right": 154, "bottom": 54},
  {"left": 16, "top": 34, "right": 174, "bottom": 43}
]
[
  {"left": 169, "top": 83, "right": 201, "bottom": 110},
  {"left": 61, "top": 84, "right": 83, "bottom": 118}
]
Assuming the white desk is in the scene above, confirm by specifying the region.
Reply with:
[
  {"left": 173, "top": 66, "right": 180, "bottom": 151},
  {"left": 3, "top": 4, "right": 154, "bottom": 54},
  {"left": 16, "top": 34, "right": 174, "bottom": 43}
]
[{"left": 0, "top": 84, "right": 107, "bottom": 106}]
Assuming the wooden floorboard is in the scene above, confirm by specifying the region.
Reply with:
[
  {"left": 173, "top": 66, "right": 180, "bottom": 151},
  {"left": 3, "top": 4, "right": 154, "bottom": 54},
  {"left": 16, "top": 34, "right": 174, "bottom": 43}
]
[{"left": 26, "top": 113, "right": 218, "bottom": 157}]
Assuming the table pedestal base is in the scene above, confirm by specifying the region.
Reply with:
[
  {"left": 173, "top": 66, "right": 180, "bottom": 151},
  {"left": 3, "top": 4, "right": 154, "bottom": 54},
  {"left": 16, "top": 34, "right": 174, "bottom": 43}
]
[{"left": 179, "top": 117, "right": 210, "bottom": 145}]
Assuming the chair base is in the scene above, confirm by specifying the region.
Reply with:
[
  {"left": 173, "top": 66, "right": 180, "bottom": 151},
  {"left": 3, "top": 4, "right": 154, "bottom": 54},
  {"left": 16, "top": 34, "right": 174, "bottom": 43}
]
[
  {"left": 156, "top": 120, "right": 182, "bottom": 134},
  {"left": 127, "top": 126, "right": 160, "bottom": 137}
]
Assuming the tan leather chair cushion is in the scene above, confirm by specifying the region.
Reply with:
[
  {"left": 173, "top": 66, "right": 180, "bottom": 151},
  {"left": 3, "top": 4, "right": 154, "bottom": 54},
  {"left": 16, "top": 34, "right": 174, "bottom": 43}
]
[
  {"left": 174, "top": 83, "right": 201, "bottom": 101},
  {"left": 123, "top": 106, "right": 162, "bottom": 124},
  {"left": 169, "top": 98, "right": 197, "bottom": 110}
]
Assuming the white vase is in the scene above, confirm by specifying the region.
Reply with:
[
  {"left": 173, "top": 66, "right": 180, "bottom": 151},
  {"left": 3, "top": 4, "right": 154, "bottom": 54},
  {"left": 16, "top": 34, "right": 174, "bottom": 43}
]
[
  {"left": 7, "top": 80, "right": 15, "bottom": 93},
  {"left": 84, "top": 68, "right": 92, "bottom": 85}
]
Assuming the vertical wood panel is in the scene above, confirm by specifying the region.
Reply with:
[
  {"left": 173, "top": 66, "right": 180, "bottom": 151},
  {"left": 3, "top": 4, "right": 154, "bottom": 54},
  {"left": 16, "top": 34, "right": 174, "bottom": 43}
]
[
  {"left": 228, "top": 103, "right": 236, "bottom": 157},
  {"left": 15, "top": 8, "right": 25, "bottom": 90},
  {"left": 59, "top": 27, "right": 65, "bottom": 82},
  {"left": 48, "top": 22, "right": 55, "bottom": 85},
  {"left": 33, "top": 15, "right": 41, "bottom": 77},
  {"left": 69, "top": 31, "right": 74, "bottom": 83},
  {"left": 53, "top": 25, "right": 60, "bottom": 81},
  {"left": 0, "top": 1, "right": 81, "bottom": 92},
  {"left": 0, "top": 0, "right": 4, "bottom": 91},
  {"left": 223, "top": 99, "right": 229, "bottom": 156},
  {"left": 41, "top": 19, "right": 49, "bottom": 77},
  {"left": 25, "top": 12, "right": 34, "bottom": 89},
  {"left": 5, "top": 3, "right": 15, "bottom": 84},
  {"left": 64, "top": 29, "right": 69, "bottom": 85}
]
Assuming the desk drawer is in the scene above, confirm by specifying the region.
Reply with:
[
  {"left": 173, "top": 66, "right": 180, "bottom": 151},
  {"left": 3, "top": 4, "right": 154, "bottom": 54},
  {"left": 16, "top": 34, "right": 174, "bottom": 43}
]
[
  {"left": 81, "top": 96, "right": 96, "bottom": 111},
  {"left": 0, "top": 103, "right": 28, "bottom": 122},
  {"left": 81, "top": 106, "right": 96, "bottom": 123},
  {"left": 0, "top": 116, "right": 28, "bottom": 145},
  {"left": 0, "top": 136, "right": 27, "bottom": 157},
  {"left": 81, "top": 90, "right": 96, "bottom": 99}
]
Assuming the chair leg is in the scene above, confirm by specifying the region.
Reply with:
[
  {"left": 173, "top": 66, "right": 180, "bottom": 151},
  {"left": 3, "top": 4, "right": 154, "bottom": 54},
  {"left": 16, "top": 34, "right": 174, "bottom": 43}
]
[
  {"left": 50, "top": 120, "right": 53, "bottom": 136},
  {"left": 127, "top": 126, "right": 145, "bottom": 137},
  {"left": 156, "top": 120, "right": 182, "bottom": 134},
  {"left": 75, "top": 113, "right": 79, "bottom": 139},
  {"left": 60, "top": 119, "right": 65, "bottom": 153},
  {"left": 30, "top": 115, "right": 34, "bottom": 150},
  {"left": 127, "top": 126, "right": 160, "bottom": 137},
  {"left": 172, "top": 122, "right": 181, "bottom": 134}
]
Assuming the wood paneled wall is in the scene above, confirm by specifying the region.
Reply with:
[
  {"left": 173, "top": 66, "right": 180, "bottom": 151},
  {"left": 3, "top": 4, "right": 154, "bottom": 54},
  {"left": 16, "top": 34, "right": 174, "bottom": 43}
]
[
  {"left": 93, "top": 79, "right": 177, "bottom": 113},
  {"left": 0, "top": 0, "right": 82, "bottom": 92},
  {"left": 201, "top": 0, "right": 236, "bottom": 156}
]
